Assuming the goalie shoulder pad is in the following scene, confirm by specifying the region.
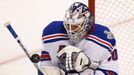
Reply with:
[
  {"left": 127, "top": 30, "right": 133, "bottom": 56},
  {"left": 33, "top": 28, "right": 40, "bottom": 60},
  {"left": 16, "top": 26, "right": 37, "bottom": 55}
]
[
  {"left": 42, "top": 21, "right": 69, "bottom": 44},
  {"left": 86, "top": 24, "right": 116, "bottom": 52}
]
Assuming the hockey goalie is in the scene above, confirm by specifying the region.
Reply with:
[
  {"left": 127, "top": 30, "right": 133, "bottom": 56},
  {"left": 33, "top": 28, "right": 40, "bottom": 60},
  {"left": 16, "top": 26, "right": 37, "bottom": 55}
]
[{"left": 38, "top": 2, "right": 118, "bottom": 75}]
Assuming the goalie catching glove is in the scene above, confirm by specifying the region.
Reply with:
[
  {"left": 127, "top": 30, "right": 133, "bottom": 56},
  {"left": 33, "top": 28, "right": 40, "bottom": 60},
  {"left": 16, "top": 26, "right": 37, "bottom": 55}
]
[{"left": 57, "top": 45, "right": 100, "bottom": 73}]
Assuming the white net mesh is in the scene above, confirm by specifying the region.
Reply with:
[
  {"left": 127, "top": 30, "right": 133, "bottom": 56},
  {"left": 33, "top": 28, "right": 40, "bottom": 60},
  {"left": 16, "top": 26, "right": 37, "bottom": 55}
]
[{"left": 95, "top": 0, "right": 134, "bottom": 75}]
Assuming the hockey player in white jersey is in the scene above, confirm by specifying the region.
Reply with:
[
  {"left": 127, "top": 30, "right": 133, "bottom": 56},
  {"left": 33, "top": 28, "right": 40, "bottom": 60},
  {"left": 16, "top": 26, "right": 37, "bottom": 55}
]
[{"left": 38, "top": 2, "right": 118, "bottom": 75}]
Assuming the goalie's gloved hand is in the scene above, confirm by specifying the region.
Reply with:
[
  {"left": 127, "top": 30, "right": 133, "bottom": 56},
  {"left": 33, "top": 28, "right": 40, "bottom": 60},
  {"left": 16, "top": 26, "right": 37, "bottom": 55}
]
[
  {"left": 57, "top": 45, "right": 100, "bottom": 73},
  {"left": 74, "top": 51, "right": 100, "bottom": 72},
  {"left": 57, "top": 45, "right": 81, "bottom": 73}
]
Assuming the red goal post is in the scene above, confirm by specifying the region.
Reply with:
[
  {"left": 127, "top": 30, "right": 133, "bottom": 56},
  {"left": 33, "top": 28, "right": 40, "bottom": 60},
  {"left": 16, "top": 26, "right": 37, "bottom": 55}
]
[{"left": 88, "top": 0, "right": 95, "bottom": 32}]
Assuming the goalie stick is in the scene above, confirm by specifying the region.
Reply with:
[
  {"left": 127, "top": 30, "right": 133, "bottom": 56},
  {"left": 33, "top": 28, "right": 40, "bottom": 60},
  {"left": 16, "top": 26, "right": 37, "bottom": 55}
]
[{"left": 4, "top": 22, "right": 47, "bottom": 75}]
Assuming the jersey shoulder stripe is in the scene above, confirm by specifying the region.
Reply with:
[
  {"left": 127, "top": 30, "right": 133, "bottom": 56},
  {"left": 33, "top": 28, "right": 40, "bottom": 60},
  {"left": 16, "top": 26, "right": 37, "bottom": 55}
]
[
  {"left": 86, "top": 35, "right": 113, "bottom": 52},
  {"left": 42, "top": 33, "right": 69, "bottom": 43}
]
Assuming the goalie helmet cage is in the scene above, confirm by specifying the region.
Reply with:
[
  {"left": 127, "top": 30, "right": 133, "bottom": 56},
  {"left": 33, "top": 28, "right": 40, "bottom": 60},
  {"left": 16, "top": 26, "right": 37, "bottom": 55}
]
[{"left": 88, "top": 0, "right": 134, "bottom": 75}]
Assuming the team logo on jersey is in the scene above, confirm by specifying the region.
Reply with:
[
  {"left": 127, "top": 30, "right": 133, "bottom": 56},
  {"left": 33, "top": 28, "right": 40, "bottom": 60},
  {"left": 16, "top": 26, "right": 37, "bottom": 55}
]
[{"left": 104, "top": 30, "right": 114, "bottom": 39}]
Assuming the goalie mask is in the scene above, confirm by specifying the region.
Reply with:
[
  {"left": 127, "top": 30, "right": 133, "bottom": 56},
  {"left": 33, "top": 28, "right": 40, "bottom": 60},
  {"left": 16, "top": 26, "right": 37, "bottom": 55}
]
[{"left": 64, "top": 2, "right": 93, "bottom": 44}]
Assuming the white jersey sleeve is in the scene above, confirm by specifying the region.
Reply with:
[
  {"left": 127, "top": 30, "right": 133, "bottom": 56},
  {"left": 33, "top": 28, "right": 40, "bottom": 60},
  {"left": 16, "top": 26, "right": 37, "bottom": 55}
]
[{"left": 40, "top": 21, "right": 70, "bottom": 67}]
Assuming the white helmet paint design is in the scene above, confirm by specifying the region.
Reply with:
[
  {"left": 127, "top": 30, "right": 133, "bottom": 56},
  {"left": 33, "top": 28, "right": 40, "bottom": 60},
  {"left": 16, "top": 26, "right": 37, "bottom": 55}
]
[{"left": 64, "top": 2, "right": 93, "bottom": 44}]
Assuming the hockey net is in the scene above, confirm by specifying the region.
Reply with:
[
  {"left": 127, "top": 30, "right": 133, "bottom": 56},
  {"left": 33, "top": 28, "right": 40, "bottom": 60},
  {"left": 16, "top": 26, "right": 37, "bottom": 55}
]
[{"left": 88, "top": 0, "right": 134, "bottom": 75}]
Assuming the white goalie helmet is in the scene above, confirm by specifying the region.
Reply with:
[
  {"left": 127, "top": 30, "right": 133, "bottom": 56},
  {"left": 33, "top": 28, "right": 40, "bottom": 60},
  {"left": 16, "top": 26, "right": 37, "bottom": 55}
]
[{"left": 64, "top": 2, "right": 93, "bottom": 43}]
